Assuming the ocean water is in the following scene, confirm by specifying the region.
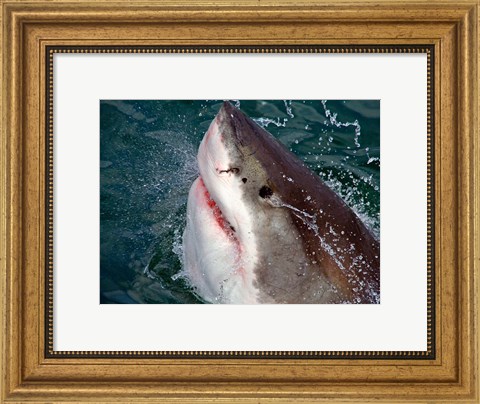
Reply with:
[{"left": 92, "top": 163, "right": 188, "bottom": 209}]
[{"left": 100, "top": 100, "right": 380, "bottom": 304}]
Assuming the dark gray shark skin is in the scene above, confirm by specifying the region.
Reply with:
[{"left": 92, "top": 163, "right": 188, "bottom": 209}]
[{"left": 210, "top": 102, "right": 380, "bottom": 304}]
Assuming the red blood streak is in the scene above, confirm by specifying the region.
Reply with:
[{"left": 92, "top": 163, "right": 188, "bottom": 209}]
[{"left": 198, "top": 178, "right": 233, "bottom": 237}]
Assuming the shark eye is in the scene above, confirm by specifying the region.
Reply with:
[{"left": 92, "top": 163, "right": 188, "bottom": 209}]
[
  {"left": 242, "top": 178, "right": 247, "bottom": 183},
  {"left": 259, "top": 185, "right": 273, "bottom": 199}
]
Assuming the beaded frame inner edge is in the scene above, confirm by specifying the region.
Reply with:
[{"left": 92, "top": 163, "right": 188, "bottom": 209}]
[{"left": 45, "top": 45, "right": 434, "bottom": 360}]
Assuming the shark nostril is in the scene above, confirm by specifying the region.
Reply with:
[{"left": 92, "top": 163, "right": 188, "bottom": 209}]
[
  {"left": 216, "top": 167, "right": 240, "bottom": 174},
  {"left": 259, "top": 185, "right": 273, "bottom": 199},
  {"left": 218, "top": 167, "right": 240, "bottom": 175}
]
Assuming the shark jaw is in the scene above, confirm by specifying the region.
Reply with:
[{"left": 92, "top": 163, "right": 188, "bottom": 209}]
[{"left": 182, "top": 111, "right": 260, "bottom": 304}]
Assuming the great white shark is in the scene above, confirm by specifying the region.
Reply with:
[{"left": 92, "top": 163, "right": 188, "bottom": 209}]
[{"left": 183, "top": 101, "right": 380, "bottom": 304}]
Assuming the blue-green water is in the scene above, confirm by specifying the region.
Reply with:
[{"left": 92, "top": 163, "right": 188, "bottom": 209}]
[{"left": 100, "top": 100, "right": 380, "bottom": 304}]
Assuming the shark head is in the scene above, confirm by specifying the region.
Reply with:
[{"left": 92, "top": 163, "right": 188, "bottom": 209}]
[{"left": 183, "top": 101, "right": 380, "bottom": 304}]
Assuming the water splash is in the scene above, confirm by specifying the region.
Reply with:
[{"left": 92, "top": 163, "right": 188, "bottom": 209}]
[
  {"left": 253, "top": 99, "right": 294, "bottom": 128},
  {"left": 321, "top": 172, "right": 380, "bottom": 240},
  {"left": 284, "top": 100, "right": 294, "bottom": 118},
  {"left": 321, "top": 100, "right": 362, "bottom": 148},
  {"left": 171, "top": 227, "right": 185, "bottom": 280},
  {"left": 230, "top": 99, "right": 241, "bottom": 108},
  {"left": 254, "top": 117, "right": 288, "bottom": 128}
]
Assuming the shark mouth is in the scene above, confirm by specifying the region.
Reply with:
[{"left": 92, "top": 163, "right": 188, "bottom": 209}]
[
  {"left": 195, "top": 176, "right": 238, "bottom": 245},
  {"left": 183, "top": 174, "right": 257, "bottom": 304}
]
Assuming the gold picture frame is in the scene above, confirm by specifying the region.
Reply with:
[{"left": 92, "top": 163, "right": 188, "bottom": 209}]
[{"left": 1, "top": 0, "right": 478, "bottom": 402}]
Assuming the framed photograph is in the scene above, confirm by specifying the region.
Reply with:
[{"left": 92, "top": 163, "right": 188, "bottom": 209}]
[{"left": 1, "top": 0, "right": 478, "bottom": 402}]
